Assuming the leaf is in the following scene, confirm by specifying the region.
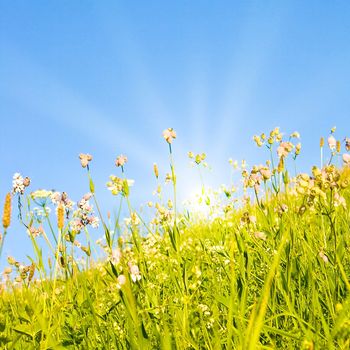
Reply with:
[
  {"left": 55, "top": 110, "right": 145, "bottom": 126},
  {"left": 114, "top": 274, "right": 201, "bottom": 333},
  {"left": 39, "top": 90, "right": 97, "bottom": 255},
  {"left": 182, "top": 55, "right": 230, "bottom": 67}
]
[
  {"left": 141, "top": 321, "right": 149, "bottom": 339},
  {"left": 109, "top": 261, "right": 119, "bottom": 279},
  {"left": 104, "top": 225, "right": 111, "bottom": 248},
  {"left": 13, "top": 326, "right": 33, "bottom": 339},
  {"left": 89, "top": 178, "right": 95, "bottom": 193}
]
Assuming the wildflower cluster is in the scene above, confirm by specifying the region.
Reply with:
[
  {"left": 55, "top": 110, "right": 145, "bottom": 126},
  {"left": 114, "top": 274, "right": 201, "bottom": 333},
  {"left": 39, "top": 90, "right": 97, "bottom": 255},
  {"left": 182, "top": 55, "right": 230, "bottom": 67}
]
[
  {"left": 5, "top": 256, "right": 35, "bottom": 284},
  {"left": 1, "top": 126, "right": 350, "bottom": 350},
  {"left": 188, "top": 151, "right": 207, "bottom": 166},
  {"left": 107, "top": 176, "right": 134, "bottom": 196},
  {"left": 295, "top": 165, "right": 348, "bottom": 209},
  {"left": 51, "top": 191, "right": 74, "bottom": 210},
  {"left": 12, "top": 173, "right": 30, "bottom": 194},
  {"left": 70, "top": 193, "right": 99, "bottom": 233}
]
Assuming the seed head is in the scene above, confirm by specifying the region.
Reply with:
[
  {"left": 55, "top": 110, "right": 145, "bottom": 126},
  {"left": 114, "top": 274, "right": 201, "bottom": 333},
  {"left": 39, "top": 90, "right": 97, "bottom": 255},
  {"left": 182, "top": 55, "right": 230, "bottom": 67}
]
[
  {"left": 2, "top": 193, "right": 12, "bottom": 229},
  {"left": 336, "top": 140, "right": 341, "bottom": 153},
  {"left": 277, "top": 157, "right": 284, "bottom": 173},
  {"left": 153, "top": 163, "right": 159, "bottom": 179},
  {"left": 57, "top": 204, "right": 64, "bottom": 230},
  {"left": 320, "top": 137, "right": 324, "bottom": 148}
]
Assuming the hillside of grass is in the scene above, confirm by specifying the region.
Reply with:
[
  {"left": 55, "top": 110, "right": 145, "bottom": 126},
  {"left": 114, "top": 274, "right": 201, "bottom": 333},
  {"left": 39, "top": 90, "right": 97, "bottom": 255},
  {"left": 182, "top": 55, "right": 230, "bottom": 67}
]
[{"left": 0, "top": 128, "right": 350, "bottom": 349}]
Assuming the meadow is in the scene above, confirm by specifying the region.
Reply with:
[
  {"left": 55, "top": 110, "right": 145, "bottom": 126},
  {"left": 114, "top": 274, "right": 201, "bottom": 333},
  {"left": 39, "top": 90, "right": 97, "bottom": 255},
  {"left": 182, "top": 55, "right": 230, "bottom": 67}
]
[{"left": 0, "top": 127, "right": 350, "bottom": 349}]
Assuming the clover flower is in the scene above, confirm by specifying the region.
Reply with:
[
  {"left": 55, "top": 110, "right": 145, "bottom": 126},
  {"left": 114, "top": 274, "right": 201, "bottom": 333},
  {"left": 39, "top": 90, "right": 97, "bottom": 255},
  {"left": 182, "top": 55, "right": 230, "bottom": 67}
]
[
  {"left": 163, "top": 128, "right": 177, "bottom": 144},
  {"left": 79, "top": 153, "right": 93, "bottom": 168},
  {"left": 115, "top": 155, "right": 128, "bottom": 167}
]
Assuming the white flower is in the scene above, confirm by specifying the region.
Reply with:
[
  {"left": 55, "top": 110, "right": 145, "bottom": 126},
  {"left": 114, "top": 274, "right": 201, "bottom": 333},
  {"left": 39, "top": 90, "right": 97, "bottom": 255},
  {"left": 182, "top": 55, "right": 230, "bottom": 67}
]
[
  {"left": 328, "top": 135, "right": 336, "bottom": 150},
  {"left": 129, "top": 263, "right": 141, "bottom": 282},
  {"left": 90, "top": 216, "right": 100, "bottom": 228},
  {"left": 12, "top": 173, "right": 25, "bottom": 194},
  {"left": 117, "top": 274, "right": 126, "bottom": 289}
]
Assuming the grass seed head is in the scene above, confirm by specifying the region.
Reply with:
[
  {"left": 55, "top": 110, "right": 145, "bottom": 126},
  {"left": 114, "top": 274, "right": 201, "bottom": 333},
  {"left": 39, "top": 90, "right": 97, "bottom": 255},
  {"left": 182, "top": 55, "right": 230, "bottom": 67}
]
[
  {"left": 2, "top": 193, "right": 12, "bottom": 229},
  {"left": 320, "top": 137, "right": 324, "bottom": 147},
  {"left": 57, "top": 204, "right": 64, "bottom": 230}
]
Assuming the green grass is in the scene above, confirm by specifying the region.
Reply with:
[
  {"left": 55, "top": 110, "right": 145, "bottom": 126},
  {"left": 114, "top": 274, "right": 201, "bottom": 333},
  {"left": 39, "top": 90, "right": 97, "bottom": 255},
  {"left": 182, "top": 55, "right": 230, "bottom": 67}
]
[{"left": 1, "top": 128, "right": 350, "bottom": 349}]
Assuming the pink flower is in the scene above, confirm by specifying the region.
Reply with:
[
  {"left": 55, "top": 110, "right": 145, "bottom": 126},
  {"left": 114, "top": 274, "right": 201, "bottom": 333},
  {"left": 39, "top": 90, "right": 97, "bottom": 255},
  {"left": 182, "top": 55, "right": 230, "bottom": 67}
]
[
  {"left": 259, "top": 167, "right": 271, "bottom": 180},
  {"left": 319, "top": 251, "right": 328, "bottom": 263},
  {"left": 163, "top": 128, "right": 177, "bottom": 144},
  {"left": 79, "top": 153, "right": 93, "bottom": 168},
  {"left": 328, "top": 135, "right": 336, "bottom": 150},
  {"left": 343, "top": 153, "right": 350, "bottom": 164},
  {"left": 254, "top": 231, "right": 267, "bottom": 241},
  {"left": 115, "top": 155, "right": 128, "bottom": 167},
  {"left": 111, "top": 248, "right": 122, "bottom": 265},
  {"left": 277, "top": 142, "right": 293, "bottom": 158}
]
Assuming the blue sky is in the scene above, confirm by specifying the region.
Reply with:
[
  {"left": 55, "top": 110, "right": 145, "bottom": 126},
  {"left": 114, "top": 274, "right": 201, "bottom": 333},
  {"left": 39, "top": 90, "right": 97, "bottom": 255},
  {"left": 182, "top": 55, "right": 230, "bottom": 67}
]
[{"left": 1, "top": 1, "right": 350, "bottom": 264}]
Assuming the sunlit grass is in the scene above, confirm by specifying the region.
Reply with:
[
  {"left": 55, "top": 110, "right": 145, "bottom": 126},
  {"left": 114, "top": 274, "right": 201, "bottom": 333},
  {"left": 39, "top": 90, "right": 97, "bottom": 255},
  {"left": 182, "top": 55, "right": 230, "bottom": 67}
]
[{"left": 0, "top": 127, "right": 349, "bottom": 349}]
